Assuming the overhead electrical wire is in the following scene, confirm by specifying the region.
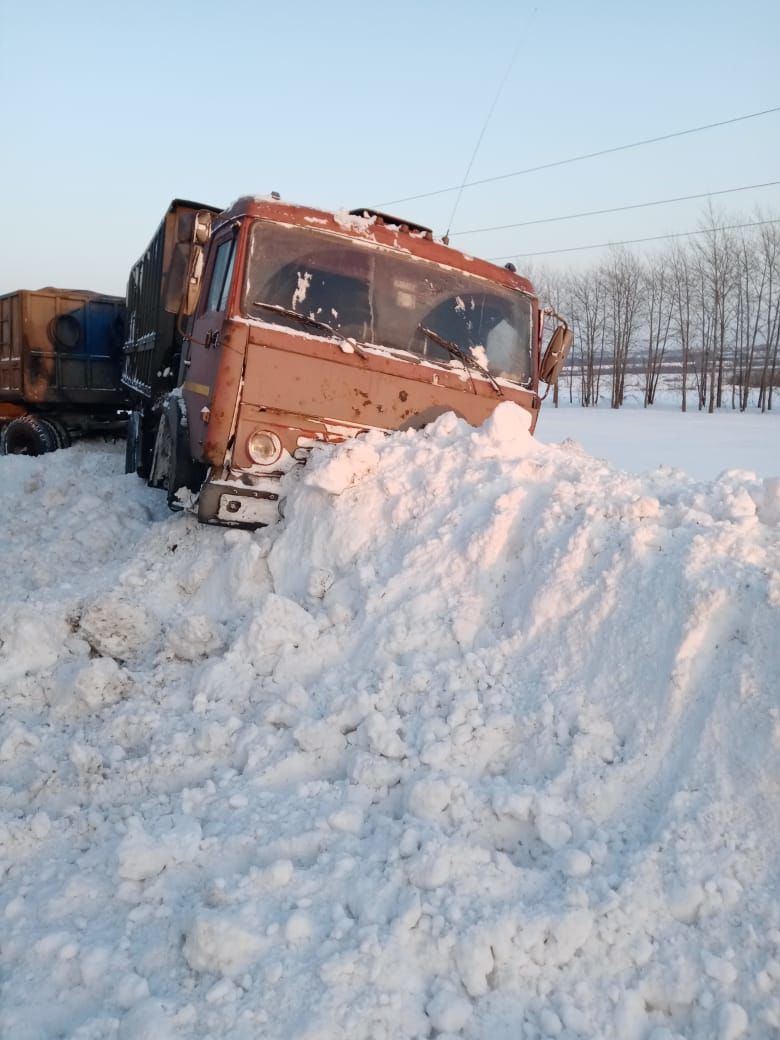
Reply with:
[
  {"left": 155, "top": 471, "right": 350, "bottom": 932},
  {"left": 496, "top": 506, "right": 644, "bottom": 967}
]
[
  {"left": 488, "top": 217, "right": 780, "bottom": 261},
  {"left": 377, "top": 105, "right": 780, "bottom": 207},
  {"left": 443, "top": 41, "right": 522, "bottom": 241},
  {"left": 453, "top": 179, "right": 780, "bottom": 236}
]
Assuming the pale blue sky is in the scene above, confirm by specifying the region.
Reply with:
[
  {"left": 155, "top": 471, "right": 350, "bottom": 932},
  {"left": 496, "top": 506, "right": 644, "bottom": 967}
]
[{"left": 2, "top": 0, "right": 778, "bottom": 296}]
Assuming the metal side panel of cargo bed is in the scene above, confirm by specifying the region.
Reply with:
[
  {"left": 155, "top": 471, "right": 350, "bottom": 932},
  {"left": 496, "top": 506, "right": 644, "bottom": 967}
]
[
  {"left": 1, "top": 289, "right": 126, "bottom": 408},
  {"left": 0, "top": 291, "right": 23, "bottom": 397},
  {"left": 122, "top": 199, "right": 220, "bottom": 402}
]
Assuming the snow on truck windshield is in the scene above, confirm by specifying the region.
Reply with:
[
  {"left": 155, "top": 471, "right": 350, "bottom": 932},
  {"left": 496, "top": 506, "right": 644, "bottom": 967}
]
[{"left": 242, "top": 221, "right": 533, "bottom": 386}]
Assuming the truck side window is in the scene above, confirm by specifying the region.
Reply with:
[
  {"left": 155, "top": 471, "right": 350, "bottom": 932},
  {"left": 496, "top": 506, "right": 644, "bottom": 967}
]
[{"left": 205, "top": 237, "right": 236, "bottom": 313}]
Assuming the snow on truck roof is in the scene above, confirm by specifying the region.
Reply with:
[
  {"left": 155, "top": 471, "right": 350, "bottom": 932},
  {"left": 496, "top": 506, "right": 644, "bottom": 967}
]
[{"left": 215, "top": 195, "right": 537, "bottom": 298}]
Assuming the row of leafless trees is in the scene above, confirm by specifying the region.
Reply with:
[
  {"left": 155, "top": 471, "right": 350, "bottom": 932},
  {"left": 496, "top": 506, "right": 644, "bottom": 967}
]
[{"left": 537, "top": 210, "right": 780, "bottom": 411}]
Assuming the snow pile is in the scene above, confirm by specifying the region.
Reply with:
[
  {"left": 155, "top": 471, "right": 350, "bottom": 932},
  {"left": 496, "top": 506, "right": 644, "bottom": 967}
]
[{"left": 1, "top": 408, "right": 779, "bottom": 1040}]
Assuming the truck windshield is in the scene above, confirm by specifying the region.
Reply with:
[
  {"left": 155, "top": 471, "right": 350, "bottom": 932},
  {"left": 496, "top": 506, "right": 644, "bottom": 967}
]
[{"left": 243, "top": 222, "right": 533, "bottom": 386}]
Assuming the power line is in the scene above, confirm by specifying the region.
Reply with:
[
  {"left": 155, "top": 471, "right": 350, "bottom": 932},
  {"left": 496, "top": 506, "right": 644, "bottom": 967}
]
[
  {"left": 453, "top": 179, "right": 780, "bottom": 236},
  {"left": 444, "top": 42, "right": 522, "bottom": 240},
  {"left": 378, "top": 106, "right": 780, "bottom": 207},
  {"left": 488, "top": 218, "right": 780, "bottom": 261}
]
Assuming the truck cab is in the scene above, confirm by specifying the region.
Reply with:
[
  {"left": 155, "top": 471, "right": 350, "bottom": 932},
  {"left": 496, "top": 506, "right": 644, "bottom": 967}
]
[{"left": 123, "top": 196, "right": 570, "bottom": 526}]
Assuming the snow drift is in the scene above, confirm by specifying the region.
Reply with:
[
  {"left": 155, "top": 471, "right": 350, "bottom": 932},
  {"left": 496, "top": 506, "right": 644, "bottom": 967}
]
[{"left": 1, "top": 405, "right": 778, "bottom": 1040}]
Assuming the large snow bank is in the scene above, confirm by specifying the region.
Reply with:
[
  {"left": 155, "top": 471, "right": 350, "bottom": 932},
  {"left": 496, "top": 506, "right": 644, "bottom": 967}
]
[{"left": 1, "top": 409, "right": 778, "bottom": 1040}]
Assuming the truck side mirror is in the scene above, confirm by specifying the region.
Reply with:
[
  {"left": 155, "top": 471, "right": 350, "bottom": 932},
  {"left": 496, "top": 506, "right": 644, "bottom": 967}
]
[
  {"left": 182, "top": 245, "right": 205, "bottom": 317},
  {"left": 540, "top": 322, "right": 573, "bottom": 386},
  {"left": 193, "top": 210, "right": 212, "bottom": 246},
  {"left": 180, "top": 211, "right": 216, "bottom": 317}
]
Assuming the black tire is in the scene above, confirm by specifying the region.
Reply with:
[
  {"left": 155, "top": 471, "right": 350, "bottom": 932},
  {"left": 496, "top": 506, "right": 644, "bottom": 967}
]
[
  {"left": 132, "top": 406, "right": 158, "bottom": 480},
  {"left": 147, "top": 396, "right": 206, "bottom": 508},
  {"left": 125, "top": 411, "right": 142, "bottom": 475},
  {"left": 147, "top": 408, "right": 172, "bottom": 491},
  {"left": 47, "top": 418, "right": 72, "bottom": 449},
  {"left": 164, "top": 397, "right": 206, "bottom": 511},
  {"left": 0, "top": 415, "right": 60, "bottom": 456}
]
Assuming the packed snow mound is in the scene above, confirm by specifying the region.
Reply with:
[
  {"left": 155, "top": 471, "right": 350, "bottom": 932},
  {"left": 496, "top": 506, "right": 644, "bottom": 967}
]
[{"left": 1, "top": 406, "right": 779, "bottom": 1040}]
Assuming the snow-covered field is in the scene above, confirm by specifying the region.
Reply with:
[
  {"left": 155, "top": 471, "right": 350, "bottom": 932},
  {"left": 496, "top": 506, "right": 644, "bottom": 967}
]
[
  {"left": 1, "top": 406, "right": 779, "bottom": 1040},
  {"left": 539, "top": 402, "right": 780, "bottom": 480}
]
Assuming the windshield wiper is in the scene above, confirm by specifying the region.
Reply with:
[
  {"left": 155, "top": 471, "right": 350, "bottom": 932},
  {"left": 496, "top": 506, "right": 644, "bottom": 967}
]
[
  {"left": 251, "top": 301, "right": 343, "bottom": 338},
  {"left": 418, "top": 326, "right": 503, "bottom": 396},
  {"left": 251, "top": 301, "right": 367, "bottom": 357}
]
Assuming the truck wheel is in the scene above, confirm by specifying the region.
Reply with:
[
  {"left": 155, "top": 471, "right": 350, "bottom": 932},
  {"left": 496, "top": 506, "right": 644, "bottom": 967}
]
[
  {"left": 126, "top": 407, "right": 156, "bottom": 479},
  {"left": 125, "top": 411, "right": 142, "bottom": 475},
  {"left": 148, "top": 396, "right": 205, "bottom": 509},
  {"left": 0, "top": 415, "right": 60, "bottom": 456},
  {"left": 148, "top": 409, "right": 173, "bottom": 491},
  {"left": 47, "top": 418, "right": 72, "bottom": 449},
  {"left": 139, "top": 407, "right": 157, "bottom": 480},
  {"left": 164, "top": 397, "right": 206, "bottom": 511}
]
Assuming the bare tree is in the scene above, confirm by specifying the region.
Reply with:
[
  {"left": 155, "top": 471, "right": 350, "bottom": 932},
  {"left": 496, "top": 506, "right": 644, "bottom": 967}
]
[
  {"left": 734, "top": 229, "right": 771, "bottom": 411},
  {"left": 669, "top": 245, "right": 696, "bottom": 411},
  {"left": 752, "top": 222, "right": 780, "bottom": 411},
  {"left": 569, "top": 268, "right": 607, "bottom": 406},
  {"left": 692, "top": 209, "right": 737, "bottom": 413},
  {"left": 602, "top": 248, "right": 642, "bottom": 409},
  {"left": 642, "top": 253, "right": 674, "bottom": 406},
  {"left": 529, "top": 207, "right": 779, "bottom": 413}
]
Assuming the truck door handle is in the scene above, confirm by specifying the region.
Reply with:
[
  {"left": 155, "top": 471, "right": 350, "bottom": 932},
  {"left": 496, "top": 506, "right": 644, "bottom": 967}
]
[{"left": 205, "top": 328, "right": 218, "bottom": 349}]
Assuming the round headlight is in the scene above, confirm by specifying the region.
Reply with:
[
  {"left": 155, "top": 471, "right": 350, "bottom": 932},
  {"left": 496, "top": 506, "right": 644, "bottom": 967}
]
[{"left": 247, "top": 429, "right": 282, "bottom": 466}]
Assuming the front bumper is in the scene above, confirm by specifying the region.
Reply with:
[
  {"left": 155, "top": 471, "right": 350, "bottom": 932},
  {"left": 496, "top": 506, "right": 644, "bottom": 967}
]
[{"left": 197, "top": 479, "right": 281, "bottom": 527}]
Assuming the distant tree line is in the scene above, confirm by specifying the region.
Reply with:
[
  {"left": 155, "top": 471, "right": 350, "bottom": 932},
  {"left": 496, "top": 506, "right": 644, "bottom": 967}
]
[{"left": 537, "top": 210, "right": 780, "bottom": 411}]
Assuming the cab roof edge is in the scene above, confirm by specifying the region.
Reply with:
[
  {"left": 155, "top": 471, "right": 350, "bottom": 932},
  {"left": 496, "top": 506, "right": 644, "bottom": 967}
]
[{"left": 348, "top": 208, "right": 433, "bottom": 238}]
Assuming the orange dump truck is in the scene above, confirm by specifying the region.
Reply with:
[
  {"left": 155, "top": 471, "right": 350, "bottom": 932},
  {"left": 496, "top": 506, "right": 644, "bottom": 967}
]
[
  {"left": 123, "top": 196, "right": 570, "bottom": 526},
  {"left": 0, "top": 288, "right": 126, "bottom": 454}
]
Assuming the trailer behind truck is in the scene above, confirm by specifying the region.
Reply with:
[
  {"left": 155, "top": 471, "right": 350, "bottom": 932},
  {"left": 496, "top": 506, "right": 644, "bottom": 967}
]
[{"left": 0, "top": 288, "right": 126, "bottom": 454}]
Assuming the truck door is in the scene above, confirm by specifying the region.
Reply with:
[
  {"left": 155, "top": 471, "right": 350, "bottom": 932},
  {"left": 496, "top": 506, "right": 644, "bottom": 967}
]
[{"left": 180, "top": 227, "right": 237, "bottom": 461}]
